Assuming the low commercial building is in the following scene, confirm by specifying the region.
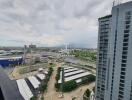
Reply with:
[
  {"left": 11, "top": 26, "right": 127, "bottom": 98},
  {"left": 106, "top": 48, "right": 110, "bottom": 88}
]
[
  {"left": 27, "top": 76, "right": 41, "bottom": 95},
  {"left": 17, "top": 79, "right": 33, "bottom": 100},
  {"left": 0, "top": 56, "right": 23, "bottom": 67}
]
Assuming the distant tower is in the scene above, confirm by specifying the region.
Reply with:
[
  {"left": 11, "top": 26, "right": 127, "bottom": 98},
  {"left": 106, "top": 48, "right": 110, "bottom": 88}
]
[
  {"left": 65, "top": 44, "right": 69, "bottom": 55},
  {"left": 113, "top": 1, "right": 115, "bottom": 7},
  {"left": 65, "top": 44, "right": 68, "bottom": 51}
]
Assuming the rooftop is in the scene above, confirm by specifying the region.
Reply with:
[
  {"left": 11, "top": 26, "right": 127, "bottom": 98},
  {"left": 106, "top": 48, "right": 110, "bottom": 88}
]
[
  {"left": 0, "top": 66, "right": 24, "bottom": 100},
  {"left": 98, "top": 15, "right": 112, "bottom": 20}
]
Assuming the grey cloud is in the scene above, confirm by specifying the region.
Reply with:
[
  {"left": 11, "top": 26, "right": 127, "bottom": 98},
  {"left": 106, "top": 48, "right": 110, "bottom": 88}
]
[
  {"left": 0, "top": 0, "right": 13, "bottom": 9},
  {"left": 0, "top": 0, "right": 120, "bottom": 47}
]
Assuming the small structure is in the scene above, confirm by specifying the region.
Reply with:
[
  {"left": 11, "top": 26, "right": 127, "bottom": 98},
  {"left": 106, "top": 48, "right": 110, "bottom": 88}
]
[
  {"left": 36, "top": 74, "right": 46, "bottom": 81},
  {"left": 28, "top": 76, "right": 40, "bottom": 89},
  {"left": 76, "top": 79, "right": 82, "bottom": 84},
  {"left": 90, "top": 91, "right": 95, "bottom": 100},
  {"left": 44, "top": 71, "right": 48, "bottom": 75},
  {"left": 38, "top": 68, "right": 44, "bottom": 72},
  {"left": 27, "top": 76, "right": 41, "bottom": 95},
  {"left": 58, "top": 71, "right": 62, "bottom": 83}
]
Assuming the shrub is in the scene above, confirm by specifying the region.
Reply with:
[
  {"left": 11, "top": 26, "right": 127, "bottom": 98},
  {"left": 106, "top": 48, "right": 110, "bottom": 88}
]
[
  {"left": 48, "top": 67, "right": 53, "bottom": 77},
  {"left": 40, "top": 84, "right": 47, "bottom": 92},
  {"left": 93, "top": 86, "right": 95, "bottom": 92},
  {"left": 62, "top": 80, "right": 77, "bottom": 92},
  {"left": 84, "top": 89, "right": 91, "bottom": 98},
  {"left": 72, "top": 97, "right": 76, "bottom": 100},
  {"left": 30, "top": 96, "right": 37, "bottom": 100},
  {"left": 55, "top": 82, "right": 60, "bottom": 89},
  {"left": 55, "top": 67, "right": 61, "bottom": 81},
  {"left": 55, "top": 74, "right": 59, "bottom": 81}
]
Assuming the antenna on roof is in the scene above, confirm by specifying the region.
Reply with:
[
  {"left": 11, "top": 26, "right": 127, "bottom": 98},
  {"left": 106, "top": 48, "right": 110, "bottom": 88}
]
[
  {"left": 113, "top": 0, "right": 122, "bottom": 7},
  {"left": 113, "top": 0, "right": 115, "bottom": 7}
]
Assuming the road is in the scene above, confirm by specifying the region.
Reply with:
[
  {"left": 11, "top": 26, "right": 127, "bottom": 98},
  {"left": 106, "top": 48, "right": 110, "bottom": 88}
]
[{"left": 44, "top": 63, "right": 63, "bottom": 100}]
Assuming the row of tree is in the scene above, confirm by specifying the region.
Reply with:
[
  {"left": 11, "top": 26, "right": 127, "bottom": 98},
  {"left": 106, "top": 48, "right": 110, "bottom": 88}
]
[
  {"left": 81, "top": 74, "right": 96, "bottom": 85},
  {"left": 61, "top": 80, "right": 77, "bottom": 92},
  {"left": 55, "top": 67, "right": 61, "bottom": 90}
]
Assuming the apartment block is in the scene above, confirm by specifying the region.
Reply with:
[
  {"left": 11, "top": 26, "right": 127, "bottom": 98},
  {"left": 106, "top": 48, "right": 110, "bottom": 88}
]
[{"left": 95, "top": 1, "right": 132, "bottom": 100}]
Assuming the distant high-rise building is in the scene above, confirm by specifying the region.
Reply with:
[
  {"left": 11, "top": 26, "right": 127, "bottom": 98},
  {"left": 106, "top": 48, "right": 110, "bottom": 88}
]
[
  {"left": 29, "top": 44, "right": 36, "bottom": 49},
  {"left": 95, "top": 1, "right": 132, "bottom": 100},
  {"left": 95, "top": 15, "right": 112, "bottom": 100}
]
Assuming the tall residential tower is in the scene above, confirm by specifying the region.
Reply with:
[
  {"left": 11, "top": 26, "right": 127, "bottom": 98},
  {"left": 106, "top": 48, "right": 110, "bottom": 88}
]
[{"left": 95, "top": 1, "right": 132, "bottom": 100}]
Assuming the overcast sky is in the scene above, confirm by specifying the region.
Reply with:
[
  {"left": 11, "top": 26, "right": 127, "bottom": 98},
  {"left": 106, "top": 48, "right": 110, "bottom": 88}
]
[{"left": 0, "top": 0, "right": 131, "bottom": 48}]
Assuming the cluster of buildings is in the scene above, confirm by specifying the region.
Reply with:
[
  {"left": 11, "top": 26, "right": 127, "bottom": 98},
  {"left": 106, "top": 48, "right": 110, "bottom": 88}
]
[
  {"left": 95, "top": 1, "right": 132, "bottom": 100},
  {"left": 17, "top": 73, "right": 46, "bottom": 100},
  {"left": 0, "top": 50, "right": 23, "bottom": 56},
  {"left": 1, "top": 1, "right": 132, "bottom": 100},
  {"left": 58, "top": 66, "right": 92, "bottom": 84},
  {"left": 0, "top": 66, "right": 48, "bottom": 100}
]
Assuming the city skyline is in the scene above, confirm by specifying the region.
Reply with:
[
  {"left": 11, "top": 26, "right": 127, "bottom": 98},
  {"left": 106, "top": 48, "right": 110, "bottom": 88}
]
[{"left": 0, "top": 0, "right": 130, "bottom": 48}]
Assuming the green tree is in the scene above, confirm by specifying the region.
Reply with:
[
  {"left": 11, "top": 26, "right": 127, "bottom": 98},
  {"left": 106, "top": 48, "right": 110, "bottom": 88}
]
[
  {"left": 30, "top": 96, "right": 37, "bottom": 100},
  {"left": 40, "top": 84, "right": 47, "bottom": 92},
  {"left": 62, "top": 80, "right": 77, "bottom": 92}
]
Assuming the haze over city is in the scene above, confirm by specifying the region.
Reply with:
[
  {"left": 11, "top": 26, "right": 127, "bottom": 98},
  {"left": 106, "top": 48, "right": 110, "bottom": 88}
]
[{"left": 0, "top": 0, "right": 130, "bottom": 48}]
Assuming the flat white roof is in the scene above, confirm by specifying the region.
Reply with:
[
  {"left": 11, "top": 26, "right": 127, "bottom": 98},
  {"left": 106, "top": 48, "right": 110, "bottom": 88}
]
[
  {"left": 17, "top": 79, "right": 33, "bottom": 100},
  {"left": 28, "top": 76, "right": 40, "bottom": 89},
  {"left": 64, "top": 68, "right": 78, "bottom": 73},
  {"left": 65, "top": 72, "right": 91, "bottom": 82},
  {"left": 64, "top": 70, "right": 85, "bottom": 77},
  {"left": 58, "top": 71, "right": 62, "bottom": 83},
  {"left": 64, "top": 67, "right": 74, "bottom": 70},
  {"left": 37, "top": 74, "right": 46, "bottom": 80},
  {"left": 38, "top": 68, "right": 44, "bottom": 71},
  {"left": 0, "top": 56, "right": 22, "bottom": 60},
  {"left": 76, "top": 79, "right": 82, "bottom": 83},
  {"left": 44, "top": 71, "right": 48, "bottom": 74}
]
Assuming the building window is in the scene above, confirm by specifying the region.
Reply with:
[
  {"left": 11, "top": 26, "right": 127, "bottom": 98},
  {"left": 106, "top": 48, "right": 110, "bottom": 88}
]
[
  {"left": 125, "top": 25, "right": 130, "bottom": 29},
  {"left": 124, "top": 34, "right": 129, "bottom": 37},
  {"left": 124, "top": 30, "right": 129, "bottom": 33},
  {"left": 125, "top": 21, "right": 131, "bottom": 24}
]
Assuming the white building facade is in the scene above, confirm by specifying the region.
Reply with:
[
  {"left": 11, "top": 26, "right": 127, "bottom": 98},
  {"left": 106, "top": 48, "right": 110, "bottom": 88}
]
[{"left": 95, "top": 1, "right": 132, "bottom": 100}]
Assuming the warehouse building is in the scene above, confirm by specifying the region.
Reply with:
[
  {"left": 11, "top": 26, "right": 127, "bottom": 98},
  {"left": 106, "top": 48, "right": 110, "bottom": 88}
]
[
  {"left": 0, "top": 56, "right": 23, "bottom": 67},
  {"left": 0, "top": 66, "right": 24, "bottom": 100}
]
